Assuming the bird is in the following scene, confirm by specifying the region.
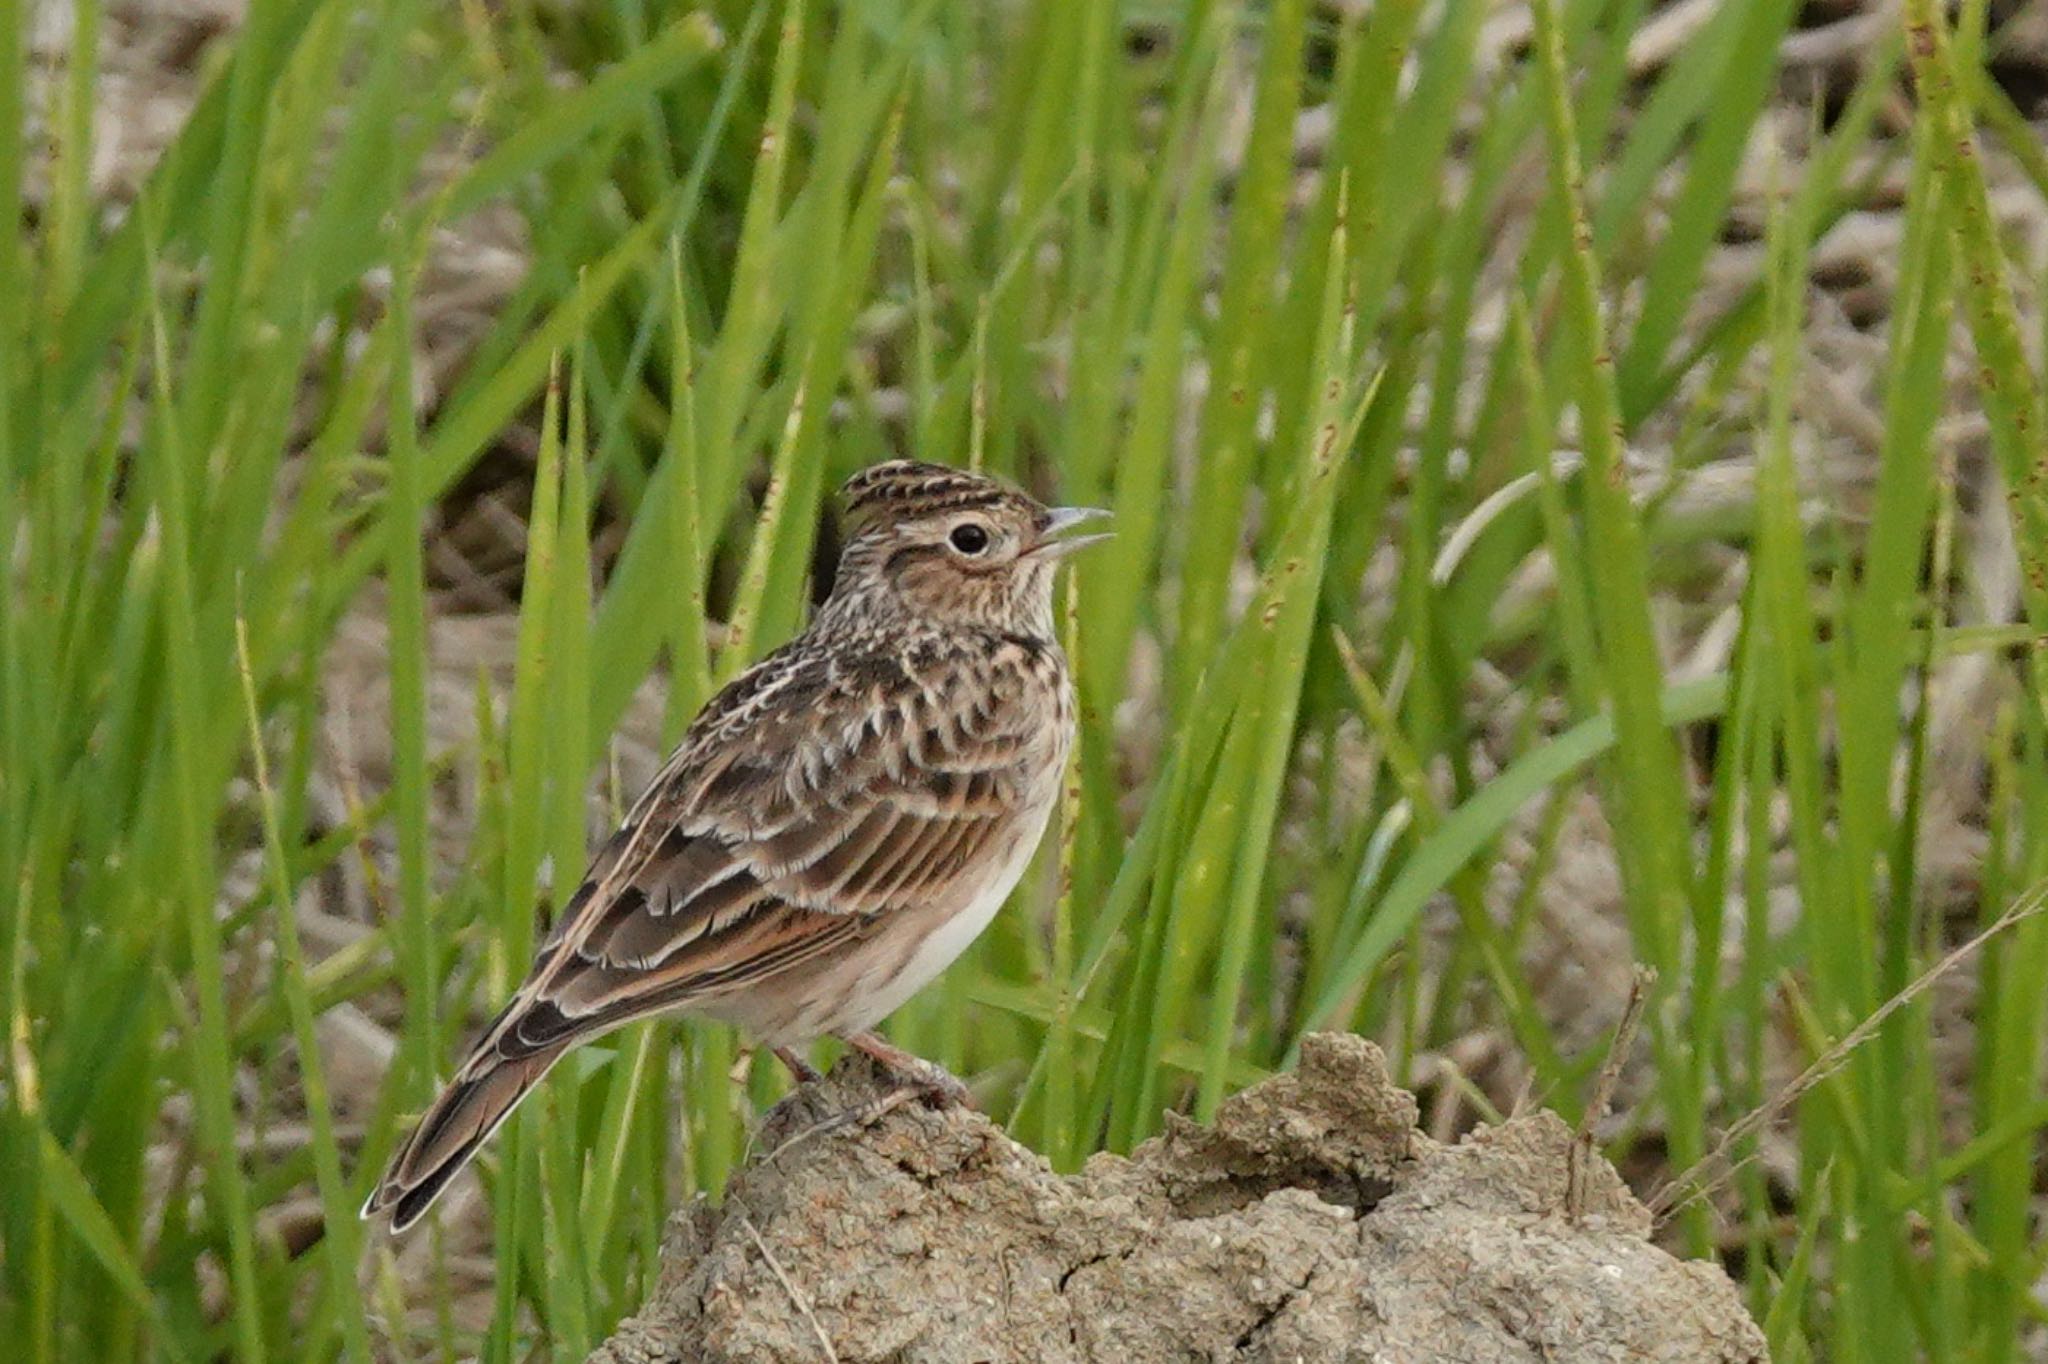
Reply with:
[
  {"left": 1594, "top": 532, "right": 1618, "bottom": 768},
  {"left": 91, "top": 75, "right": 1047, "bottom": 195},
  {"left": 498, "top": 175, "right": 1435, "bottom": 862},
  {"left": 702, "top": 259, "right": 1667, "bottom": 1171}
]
[{"left": 364, "top": 459, "right": 1109, "bottom": 1232}]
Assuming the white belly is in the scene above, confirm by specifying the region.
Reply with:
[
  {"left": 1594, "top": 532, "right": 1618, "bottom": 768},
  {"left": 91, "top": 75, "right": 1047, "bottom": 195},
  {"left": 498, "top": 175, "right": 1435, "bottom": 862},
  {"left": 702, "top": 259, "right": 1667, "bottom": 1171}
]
[{"left": 834, "top": 799, "right": 1053, "bottom": 1034}]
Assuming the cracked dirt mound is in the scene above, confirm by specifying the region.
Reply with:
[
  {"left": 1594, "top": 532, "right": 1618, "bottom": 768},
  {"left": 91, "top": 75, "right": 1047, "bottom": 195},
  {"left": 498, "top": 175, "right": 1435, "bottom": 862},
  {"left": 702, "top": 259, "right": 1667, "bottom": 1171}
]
[{"left": 587, "top": 1034, "right": 1765, "bottom": 1363}]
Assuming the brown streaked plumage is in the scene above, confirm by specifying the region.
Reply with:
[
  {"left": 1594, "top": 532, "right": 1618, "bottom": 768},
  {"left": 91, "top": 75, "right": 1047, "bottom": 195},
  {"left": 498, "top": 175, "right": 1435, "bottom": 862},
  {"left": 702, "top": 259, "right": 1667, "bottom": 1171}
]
[{"left": 364, "top": 460, "right": 1107, "bottom": 1232}]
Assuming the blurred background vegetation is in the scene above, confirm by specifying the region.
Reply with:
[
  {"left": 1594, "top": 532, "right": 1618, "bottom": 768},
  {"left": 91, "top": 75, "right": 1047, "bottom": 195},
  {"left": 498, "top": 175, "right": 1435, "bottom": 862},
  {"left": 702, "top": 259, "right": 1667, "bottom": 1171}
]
[{"left": 7, "top": 0, "right": 2048, "bottom": 1358}]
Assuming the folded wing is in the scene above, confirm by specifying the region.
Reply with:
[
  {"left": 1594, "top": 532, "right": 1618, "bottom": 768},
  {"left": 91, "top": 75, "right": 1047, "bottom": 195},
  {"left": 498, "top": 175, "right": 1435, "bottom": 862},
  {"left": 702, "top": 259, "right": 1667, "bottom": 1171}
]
[{"left": 368, "top": 635, "right": 1047, "bottom": 1229}]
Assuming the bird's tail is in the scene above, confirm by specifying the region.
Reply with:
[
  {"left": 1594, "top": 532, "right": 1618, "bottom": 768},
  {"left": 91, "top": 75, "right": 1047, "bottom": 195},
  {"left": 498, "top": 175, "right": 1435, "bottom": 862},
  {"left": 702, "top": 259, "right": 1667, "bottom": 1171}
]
[{"left": 362, "top": 1041, "right": 567, "bottom": 1233}]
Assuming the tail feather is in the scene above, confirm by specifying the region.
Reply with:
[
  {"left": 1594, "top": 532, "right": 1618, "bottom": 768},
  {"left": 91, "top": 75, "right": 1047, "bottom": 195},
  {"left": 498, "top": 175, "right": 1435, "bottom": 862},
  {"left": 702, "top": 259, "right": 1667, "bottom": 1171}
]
[{"left": 364, "top": 1044, "right": 566, "bottom": 1233}]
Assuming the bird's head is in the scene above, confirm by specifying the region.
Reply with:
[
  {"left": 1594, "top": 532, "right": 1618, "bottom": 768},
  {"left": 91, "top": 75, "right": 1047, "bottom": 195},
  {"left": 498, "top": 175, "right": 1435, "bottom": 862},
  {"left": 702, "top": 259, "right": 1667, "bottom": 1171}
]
[{"left": 826, "top": 460, "right": 1109, "bottom": 636}]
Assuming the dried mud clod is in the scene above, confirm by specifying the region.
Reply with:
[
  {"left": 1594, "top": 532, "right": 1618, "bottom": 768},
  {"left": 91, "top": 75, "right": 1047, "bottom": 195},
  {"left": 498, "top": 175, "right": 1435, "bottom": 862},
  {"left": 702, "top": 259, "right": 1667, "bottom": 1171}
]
[{"left": 588, "top": 1034, "right": 1766, "bottom": 1364}]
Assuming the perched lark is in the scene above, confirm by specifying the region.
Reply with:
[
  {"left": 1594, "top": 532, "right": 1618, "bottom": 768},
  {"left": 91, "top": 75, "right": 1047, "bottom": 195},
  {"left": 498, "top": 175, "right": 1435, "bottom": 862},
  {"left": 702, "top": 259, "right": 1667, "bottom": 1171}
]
[{"left": 365, "top": 460, "right": 1108, "bottom": 1231}]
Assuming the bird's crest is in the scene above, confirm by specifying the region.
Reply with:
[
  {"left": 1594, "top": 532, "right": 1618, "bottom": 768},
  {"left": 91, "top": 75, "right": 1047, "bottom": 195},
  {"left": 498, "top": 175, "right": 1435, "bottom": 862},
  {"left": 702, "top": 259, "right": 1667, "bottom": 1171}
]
[{"left": 838, "top": 460, "right": 1025, "bottom": 534}]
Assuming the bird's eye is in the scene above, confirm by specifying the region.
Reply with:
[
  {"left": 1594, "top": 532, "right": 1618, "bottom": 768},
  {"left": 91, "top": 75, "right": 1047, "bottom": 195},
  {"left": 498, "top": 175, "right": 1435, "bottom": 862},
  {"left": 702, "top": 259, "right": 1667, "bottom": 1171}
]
[{"left": 949, "top": 522, "right": 991, "bottom": 555}]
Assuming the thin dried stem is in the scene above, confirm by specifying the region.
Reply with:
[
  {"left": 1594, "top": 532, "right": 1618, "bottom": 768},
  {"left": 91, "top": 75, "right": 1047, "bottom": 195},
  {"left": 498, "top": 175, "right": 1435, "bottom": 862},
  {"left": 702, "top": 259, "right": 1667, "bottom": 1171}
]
[
  {"left": 736, "top": 1206, "right": 840, "bottom": 1364},
  {"left": 1651, "top": 877, "right": 2048, "bottom": 1221},
  {"left": 1567, "top": 965, "right": 1654, "bottom": 1222}
]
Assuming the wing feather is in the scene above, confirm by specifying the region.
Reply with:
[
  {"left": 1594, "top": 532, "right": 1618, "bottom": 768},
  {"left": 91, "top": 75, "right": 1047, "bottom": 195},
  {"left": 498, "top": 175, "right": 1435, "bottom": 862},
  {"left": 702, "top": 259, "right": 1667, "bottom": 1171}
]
[{"left": 467, "top": 632, "right": 1053, "bottom": 1065}]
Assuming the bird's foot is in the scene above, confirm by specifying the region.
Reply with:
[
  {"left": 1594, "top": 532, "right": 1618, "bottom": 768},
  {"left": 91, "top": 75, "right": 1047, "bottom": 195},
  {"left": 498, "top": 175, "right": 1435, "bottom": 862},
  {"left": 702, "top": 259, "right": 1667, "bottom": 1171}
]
[
  {"left": 753, "top": 1035, "right": 967, "bottom": 1166},
  {"left": 840, "top": 1031, "right": 974, "bottom": 1110}
]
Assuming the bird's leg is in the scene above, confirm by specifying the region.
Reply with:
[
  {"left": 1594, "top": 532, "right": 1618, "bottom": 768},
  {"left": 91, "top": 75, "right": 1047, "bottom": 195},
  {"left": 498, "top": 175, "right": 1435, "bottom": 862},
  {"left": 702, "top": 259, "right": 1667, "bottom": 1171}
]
[
  {"left": 753, "top": 1036, "right": 962, "bottom": 1163},
  {"left": 772, "top": 1045, "right": 824, "bottom": 1085},
  {"left": 751, "top": 1045, "right": 829, "bottom": 1153},
  {"left": 840, "top": 1031, "right": 973, "bottom": 1109}
]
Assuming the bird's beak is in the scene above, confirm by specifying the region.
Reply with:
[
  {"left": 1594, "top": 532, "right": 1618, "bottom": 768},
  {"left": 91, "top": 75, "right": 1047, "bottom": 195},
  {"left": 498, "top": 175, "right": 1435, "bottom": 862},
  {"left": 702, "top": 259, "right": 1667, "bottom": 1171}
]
[{"left": 1029, "top": 506, "right": 1114, "bottom": 560}]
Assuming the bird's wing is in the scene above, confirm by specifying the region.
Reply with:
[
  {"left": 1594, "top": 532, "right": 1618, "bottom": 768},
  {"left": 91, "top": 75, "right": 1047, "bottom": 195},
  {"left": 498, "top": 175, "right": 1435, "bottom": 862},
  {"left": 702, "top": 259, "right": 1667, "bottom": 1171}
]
[{"left": 462, "top": 631, "right": 1055, "bottom": 1066}]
